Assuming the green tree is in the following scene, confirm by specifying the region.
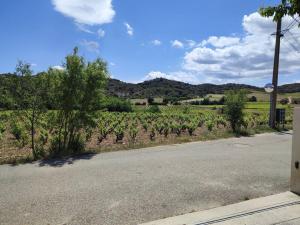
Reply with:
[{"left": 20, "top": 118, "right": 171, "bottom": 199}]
[
  {"left": 224, "top": 90, "right": 247, "bottom": 133},
  {"left": 52, "top": 47, "right": 108, "bottom": 155},
  {"left": 260, "top": 0, "right": 300, "bottom": 21},
  {"left": 14, "top": 61, "right": 48, "bottom": 158}
]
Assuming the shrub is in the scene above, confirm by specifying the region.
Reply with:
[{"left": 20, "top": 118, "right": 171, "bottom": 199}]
[
  {"left": 149, "top": 126, "right": 156, "bottom": 141},
  {"left": 224, "top": 90, "right": 247, "bottom": 133},
  {"left": 10, "top": 120, "right": 29, "bottom": 147},
  {"left": 114, "top": 124, "right": 125, "bottom": 143},
  {"left": 129, "top": 125, "right": 138, "bottom": 143},
  {"left": 105, "top": 97, "right": 133, "bottom": 112},
  {"left": 248, "top": 96, "right": 257, "bottom": 102},
  {"left": 97, "top": 121, "right": 110, "bottom": 144},
  {"left": 147, "top": 97, "right": 154, "bottom": 105},
  {"left": 205, "top": 120, "right": 215, "bottom": 131},
  {"left": 147, "top": 105, "right": 161, "bottom": 113},
  {"left": 0, "top": 123, "right": 5, "bottom": 140},
  {"left": 280, "top": 98, "right": 289, "bottom": 105}
]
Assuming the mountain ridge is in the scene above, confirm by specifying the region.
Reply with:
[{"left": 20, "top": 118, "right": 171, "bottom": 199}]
[{"left": 107, "top": 77, "right": 300, "bottom": 99}]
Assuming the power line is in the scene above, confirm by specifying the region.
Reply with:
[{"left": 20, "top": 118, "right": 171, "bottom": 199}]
[
  {"left": 281, "top": 38, "right": 299, "bottom": 58},
  {"left": 282, "top": 17, "right": 298, "bottom": 34},
  {"left": 280, "top": 16, "right": 300, "bottom": 35},
  {"left": 283, "top": 35, "right": 300, "bottom": 53},
  {"left": 286, "top": 30, "right": 300, "bottom": 48}
]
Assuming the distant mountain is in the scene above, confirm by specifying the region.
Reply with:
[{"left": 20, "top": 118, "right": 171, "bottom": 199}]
[
  {"left": 1, "top": 73, "right": 299, "bottom": 100},
  {"left": 278, "top": 83, "right": 300, "bottom": 93},
  {"left": 107, "top": 78, "right": 264, "bottom": 99},
  {"left": 107, "top": 78, "right": 300, "bottom": 99}
]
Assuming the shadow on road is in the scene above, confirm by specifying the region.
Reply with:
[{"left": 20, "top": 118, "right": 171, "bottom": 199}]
[
  {"left": 275, "top": 130, "right": 293, "bottom": 136},
  {"left": 38, "top": 153, "right": 96, "bottom": 167}
]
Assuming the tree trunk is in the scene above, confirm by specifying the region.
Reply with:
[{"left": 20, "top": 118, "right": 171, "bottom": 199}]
[{"left": 31, "top": 110, "right": 35, "bottom": 155}]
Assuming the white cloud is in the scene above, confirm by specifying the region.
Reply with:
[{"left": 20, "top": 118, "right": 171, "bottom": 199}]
[
  {"left": 76, "top": 23, "right": 94, "bottom": 34},
  {"left": 171, "top": 40, "right": 184, "bottom": 48},
  {"left": 145, "top": 71, "right": 199, "bottom": 84},
  {"left": 81, "top": 40, "right": 100, "bottom": 53},
  {"left": 182, "top": 12, "right": 300, "bottom": 83},
  {"left": 52, "top": 65, "right": 65, "bottom": 71},
  {"left": 200, "top": 36, "right": 240, "bottom": 48},
  {"left": 186, "top": 40, "right": 197, "bottom": 48},
  {"left": 52, "top": 0, "right": 115, "bottom": 26},
  {"left": 151, "top": 40, "right": 162, "bottom": 46},
  {"left": 124, "top": 22, "right": 134, "bottom": 36},
  {"left": 97, "top": 28, "right": 105, "bottom": 38},
  {"left": 144, "top": 12, "right": 300, "bottom": 84}
]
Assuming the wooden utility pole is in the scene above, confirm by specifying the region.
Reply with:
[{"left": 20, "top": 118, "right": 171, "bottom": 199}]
[{"left": 269, "top": 17, "right": 283, "bottom": 128}]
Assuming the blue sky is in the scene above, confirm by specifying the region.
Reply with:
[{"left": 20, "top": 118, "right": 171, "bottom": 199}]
[{"left": 0, "top": 0, "right": 299, "bottom": 86}]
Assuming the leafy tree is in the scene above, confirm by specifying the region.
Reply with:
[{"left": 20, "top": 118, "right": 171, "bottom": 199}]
[
  {"left": 224, "top": 90, "right": 247, "bottom": 133},
  {"left": 260, "top": 0, "right": 300, "bottom": 21},
  {"left": 13, "top": 61, "right": 48, "bottom": 158},
  {"left": 51, "top": 48, "right": 108, "bottom": 155}
]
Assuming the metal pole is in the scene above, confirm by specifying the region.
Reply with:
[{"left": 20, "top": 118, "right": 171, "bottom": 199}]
[{"left": 269, "top": 17, "right": 282, "bottom": 128}]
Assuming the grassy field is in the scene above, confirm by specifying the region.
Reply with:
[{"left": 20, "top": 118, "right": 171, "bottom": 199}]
[{"left": 178, "top": 91, "right": 300, "bottom": 103}]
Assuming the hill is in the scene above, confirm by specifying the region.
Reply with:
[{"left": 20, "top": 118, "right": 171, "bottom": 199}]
[
  {"left": 108, "top": 78, "right": 273, "bottom": 99},
  {"left": 1, "top": 73, "right": 299, "bottom": 100}
]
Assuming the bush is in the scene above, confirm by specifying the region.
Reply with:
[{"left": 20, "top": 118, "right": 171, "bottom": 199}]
[
  {"left": 248, "top": 96, "right": 257, "bottom": 102},
  {"left": 10, "top": 120, "right": 28, "bottom": 146},
  {"left": 147, "top": 97, "right": 154, "bottom": 105},
  {"left": 280, "top": 98, "right": 289, "bottom": 105},
  {"left": 147, "top": 105, "right": 161, "bottom": 113},
  {"left": 224, "top": 90, "right": 247, "bottom": 133},
  {"left": 105, "top": 97, "right": 133, "bottom": 112}
]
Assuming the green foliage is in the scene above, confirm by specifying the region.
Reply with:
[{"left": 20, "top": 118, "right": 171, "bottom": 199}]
[
  {"left": 10, "top": 120, "right": 28, "bottom": 147},
  {"left": 187, "top": 121, "right": 198, "bottom": 136},
  {"left": 13, "top": 61, "right": 49, "bottom": 158},
  {"left": 205, "top": 120, "right": 215, "bottom": 132},
  {"left": 147, "top": 105, "right": 161, "bottom": 113},
  {"left": 129, "top": 123, "right": 138, "bottom": 143},
  {"left": 148, "top": 97, "right": 154, "bottom": 105},
  {"left": 224, "top": 90, "right": 247, "bottom": 133},
  {"left": 114, "top": 123, "right": 125, "bottom": 143},
  {"left": 50, "top": 48, "right": 108, "bottom": 155},
  {"left": 97, "top": 120, "right": 110, "bottom": 143},
  {"left": 149, "top": 126, "right": 156, "bottom": 141},
  {"left": 260, "top": 0, "right": 300, "bottom": 21},
  {"left": 0, "top": 122, "right": 5, "bottom": 140},
  {"left": 104, "top": 97, "right": 133, "bottom": 112},
  {"left": 248, "top": 96, "right": 257, "bottom": 102}
]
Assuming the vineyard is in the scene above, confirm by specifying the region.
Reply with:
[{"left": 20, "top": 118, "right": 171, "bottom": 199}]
[{"left": 0, "top": 107, "right": 293, "bottom": 165}]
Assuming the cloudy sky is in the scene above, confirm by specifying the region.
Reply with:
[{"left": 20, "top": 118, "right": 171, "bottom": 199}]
[{"left": 0, "top": 0, "right": 299, "bottom": 86}]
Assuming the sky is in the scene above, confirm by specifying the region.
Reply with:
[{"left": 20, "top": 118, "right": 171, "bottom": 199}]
[{"left": 0, "top": 0, "right": 300, "bottom": 86}]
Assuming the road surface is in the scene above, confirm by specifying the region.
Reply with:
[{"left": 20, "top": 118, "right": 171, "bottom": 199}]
[{"left": 0, "top": 132, "right": 292, "bottom": 225}]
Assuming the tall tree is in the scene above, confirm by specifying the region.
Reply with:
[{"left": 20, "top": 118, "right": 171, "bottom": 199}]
[
  {"left": 52, "top": 48, "right": 108, "bottom": 155},
  {"left": 14, "top": 61, "right": 48, "bottom": 158}
]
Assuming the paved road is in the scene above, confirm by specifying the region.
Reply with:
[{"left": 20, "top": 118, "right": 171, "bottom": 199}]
[{"left": 0, "top": 132, "right": 292, "bottom": 225}]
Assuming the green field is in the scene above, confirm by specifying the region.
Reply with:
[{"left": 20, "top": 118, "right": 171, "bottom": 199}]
[
  {"left": 179, "top": 91, "right": 300, "bottom": 103},
  {"left": 1, "top": 103, "right": 293, "bottom": 165}
]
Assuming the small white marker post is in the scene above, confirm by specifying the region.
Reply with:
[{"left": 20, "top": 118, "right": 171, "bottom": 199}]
[{"left": 291, "top": 107, "right": 300, "bottom": 194}]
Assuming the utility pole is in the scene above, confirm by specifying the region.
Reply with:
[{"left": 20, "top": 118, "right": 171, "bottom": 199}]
[{"left": 269, "top": 17, "right": 283, "bottom": 128}]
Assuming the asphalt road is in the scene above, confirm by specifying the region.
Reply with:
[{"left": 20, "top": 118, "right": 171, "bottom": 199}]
[{"left": 0, "top": 132, "right": 292, "bottom": 225}]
